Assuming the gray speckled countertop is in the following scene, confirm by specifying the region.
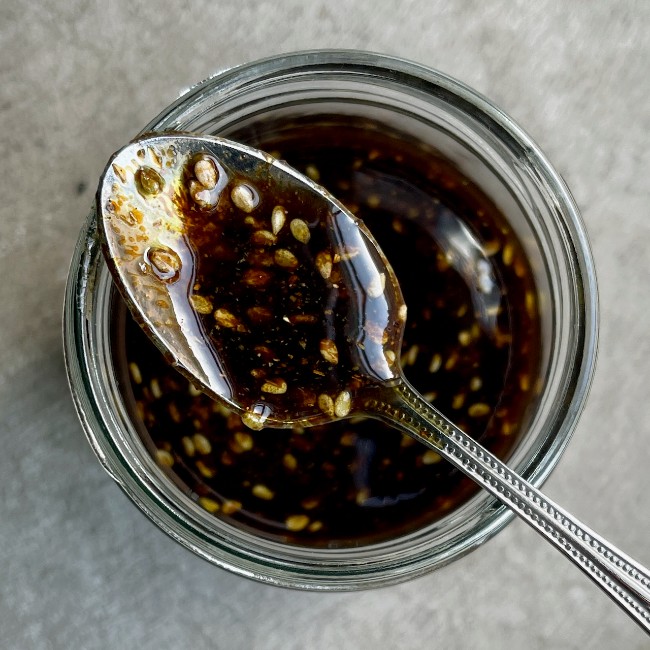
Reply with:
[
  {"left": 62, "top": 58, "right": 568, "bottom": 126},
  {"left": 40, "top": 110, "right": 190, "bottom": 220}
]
[{"left": 1, "top": 2, "right": 649, "bottom": 648}]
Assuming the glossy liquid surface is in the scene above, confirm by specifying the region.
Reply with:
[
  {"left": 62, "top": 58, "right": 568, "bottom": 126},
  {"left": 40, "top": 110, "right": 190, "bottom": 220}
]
[{"left": 113, "top": 118, "right": 542, "bottom": 546}]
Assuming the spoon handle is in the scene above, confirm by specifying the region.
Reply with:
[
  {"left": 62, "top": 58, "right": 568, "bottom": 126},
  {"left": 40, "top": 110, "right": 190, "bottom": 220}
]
[{"left": 364, "top": 379, "right": 650, "bottom": 632}]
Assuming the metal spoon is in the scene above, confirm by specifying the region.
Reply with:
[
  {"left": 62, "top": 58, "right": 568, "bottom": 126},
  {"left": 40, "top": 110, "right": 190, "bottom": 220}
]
[{"left": 98, "top": 133, "right": 650, "bottom": 631}]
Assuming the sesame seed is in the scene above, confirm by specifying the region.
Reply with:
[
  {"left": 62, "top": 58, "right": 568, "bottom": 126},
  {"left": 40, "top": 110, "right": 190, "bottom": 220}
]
[
  {"left": 319, "top": 339, "right": 339, "bottom": 364},
  {"left": 129, "top": 362, "right": 142, "bottom": 385},
  {"left": 428, "top": 353, "right": 442, "bottom": 373},
  {"left": 274, "top": 248, "right": 299, "bottom": 269},
  {"left": 334, "top": 391, "right": 352, "bottom": 418},
  {"left": 286, "top": 514, "right": 310, "bottom": 531},
  {"left": 251, "top": 229, "right": 277, "bottom": 246},
  {"left": 283, "top": 453, "right": 297, "bottom": 470},
  {"left": 190, "top": 294, "right": 213, "bottom": 314},
  {"left": 271, "top": 205, "right": 287, "bottom": 234},
  {"left": 252, "top": 484, "right": 275, "bottom": 500},
  {"left": 155, "top": 449, "right": 174, "bottom": 467},
  {"left": 502, "top": 243, "right": 514, "bottom": 266},
  {"left": 150, "top": 378, "right": 162, "bottom": 399},
  {"left": 198, "top": 496, "right": 220, "bottom": 513},
  {"left": 234, "top": 431, "right": 254, "bottom": 451},
  {"left": 194, "top": 158, "right": 218, "bottom": 189},
  {"left": 468, "top": 403, "right": 491, "bottom": 418},
  {"left": 318, "top": 394, "right": 335, "bottom": 417},
  {"left": 289, "top": 218, "right": 311, "bottom": 244},
  {"left": 181, "top": 436, "right": 195, "bottom": 457},
  {"left": 261, "top": 378, "right": 288, "bottom": 394},
  {"left": 222, "top": 500, "right": 242, "bottom": 515},
  {"left": 193, "top": 433, "right": 212, "bottom": 455},
  {"left": 231, "top": 183, "right": 258, "bottom": 212},
  {"left": 214, "top": 308, "right": 239, "bottom": 328},
  {"left": 195, "top": 460, "right": 215, "bottom": 478},
  {"left": 422, "top": 450, "right": 442, "bottom": 465}
]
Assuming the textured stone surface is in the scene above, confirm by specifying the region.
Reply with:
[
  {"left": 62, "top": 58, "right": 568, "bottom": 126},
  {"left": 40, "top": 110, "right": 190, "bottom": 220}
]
[{"left": 1, "top": 1, "right": 649, "bottom": 648}]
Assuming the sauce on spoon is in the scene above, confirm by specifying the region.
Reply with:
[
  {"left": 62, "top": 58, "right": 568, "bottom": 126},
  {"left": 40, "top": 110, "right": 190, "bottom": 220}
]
[{"left": 101, "top": 134, "right": 406, "bottom": 430}]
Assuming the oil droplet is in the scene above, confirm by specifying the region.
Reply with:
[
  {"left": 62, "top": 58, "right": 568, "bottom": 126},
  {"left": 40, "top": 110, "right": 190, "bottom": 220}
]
[
  {"left": 144, "top": 245, "right": 182, "bottom": 283},
  {"left": 135, "top": 166, "right": 164, "bottom": 197}
]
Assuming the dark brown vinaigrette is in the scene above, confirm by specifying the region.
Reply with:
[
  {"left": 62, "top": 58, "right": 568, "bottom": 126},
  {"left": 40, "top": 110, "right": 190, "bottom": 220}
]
[{"left": 112, "top": 117, "right": 542, "bottom": 547}]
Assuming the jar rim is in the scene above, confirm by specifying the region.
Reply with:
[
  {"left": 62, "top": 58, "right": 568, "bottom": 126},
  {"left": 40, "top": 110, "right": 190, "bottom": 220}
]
[{"left": 64, "top": 50, "right": 598, "bottom": 590}]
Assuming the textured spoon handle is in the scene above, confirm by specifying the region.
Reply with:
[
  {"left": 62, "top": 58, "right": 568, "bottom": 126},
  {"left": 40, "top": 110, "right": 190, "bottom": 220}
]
[{"left": 365, "top": 380, "right": 650, "bottom": 633}]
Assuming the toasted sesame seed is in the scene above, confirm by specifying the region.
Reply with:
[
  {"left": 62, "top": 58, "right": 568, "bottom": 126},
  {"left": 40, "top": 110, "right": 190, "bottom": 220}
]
[
  {"left": 168, "top": 402, "right": 181, "bottom": 423},
  {"left": 156, "top": 449, "right": 174, "bottom": 467},
  {"left": 194, "top": 158, "right": 218, "bottom": 189},
  {"left": 468, "top": 402, "right": 491, "bottom": 418},
  {"left": 305, "top": 164, "right": 320, "bottom": 181},
  {"left": 525, "top": 291, "right": 536, "bottom": 318},
  {"left": 444, "top": 352, "right": 458, "bottom": 371},
  {"left": 422, "top": 450, "right": 442, "bottom": 465},
  {"left": 458, "top": 330, "right": 471, "bottom": 346},
  {"left": 428, "top": 353, "right": 442, "bottom": 373},
  {"left": 214, "top": 307, "right": 239, "bottom": 328},
  {"left": 129, "top": 362, "right": 142, "bottom": 385},
  {"left": 222, "top": 500, "right": 242, "bottom": 515},
  {"left": 234, "top": 431, "right": 254, "bottom": 451},
  {"left": 261, "top": 378, "right": 288, "bottom": 394},
  {"left": 452, "top": 393, "right": 466, "bottom": 409},
  {"left": 385, "top": 350, "right": 396, "bottom": 365},
  {"left": 469, "top": 376, "right": 483, "bottom": 391},
  {"left": 402, "top": 344, "right": 419, "bottom": 367},
  {"left": 483, "top": 240, "right": 501, "bottom": 256},
  {"left": 193, "top": 433, "right": 212, "bottom": 455},
  {"left": 318, "top": 393, "right": 335, "bottom": 417},
  {"left": 190, "top": 294, "right": 213, "bottom": 314},
  {"left": 252, "top": 484, "right": 275, "bottom": 500},
  {"left": 286, "top": 514, "right": 310, "bottom": 531},
  {"left": 334, "top": 391, "right": 352, "bottom": 418},
  {"left": 271, "top": 205, "right": 287, "bottom": 234},
  {"left": 274, "top": 248, "right": 299, "bottom": 269},
  {"left": 198, "top": 496, "right": 220, "bottom": 513},
  {"left": 150, "top": 378, "right": 162, "bottom": 399},
  {"left": 308, "top": 521, "right": 323, "bottom": 533},
  {"left": 241, "top": 411, "right": 266, "bottom": 431},
  {"left": 247, "top": 305, "right": 273, "bottom": 323},
  {"left": 289, "top": 218, "right": 311, "bottom": 244},
  {"left": 231, "top": 183, "right": 258, "bottom": 212},
  {"left": 319, "top": 339, "right": 339, "bottom": 364},
  {"left": 355, "top": 488, "right": 370, "bottom": 506},
  {"left": 397, "top": 304, "right": 408, "bottom": 321},
  {"left": 501, "top": 421, "right": 514, "bottom": 435},
  {"left": 181, "top": 436, "right": 195, "bottom": 457},
  {"left": 340, "top": 432, "right": 356, "bottom": 446},
  {"left": 195, "top": 460, "right": 215, "bottom": 478},
  {"left": 251, "top": 229, "right": 277, "bottom": 246},
  {"left": 189, "top": 180, "right": 214, "bottom": 207},
  {"left": 283, "top": 453, "right": 297, "bottom": 470},
  {"left": 366, "top": 194, "right": 381, "bottom": 208},
  {"left": 502, "top": 243, "right": 514, "bottom": 266},
  {"left": 519, "top": 374, "right": 531, "bottom": 391},
  {"left": 242, "top": 269, "right": 273, "bottom": 289}
]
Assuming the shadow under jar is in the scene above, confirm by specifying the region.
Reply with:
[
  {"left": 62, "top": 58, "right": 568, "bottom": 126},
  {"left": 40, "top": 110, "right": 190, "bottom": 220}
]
[{"left": 64, "top": 51, "right": 597, "bottom": 589}]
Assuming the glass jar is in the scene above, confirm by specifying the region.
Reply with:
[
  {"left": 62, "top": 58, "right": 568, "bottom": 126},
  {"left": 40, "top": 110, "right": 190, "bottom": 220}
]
[{"left": 63, "top": 50, "right": 598, "bottom": 590}]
